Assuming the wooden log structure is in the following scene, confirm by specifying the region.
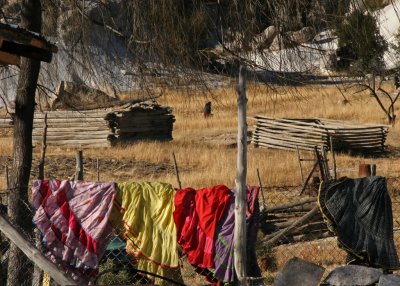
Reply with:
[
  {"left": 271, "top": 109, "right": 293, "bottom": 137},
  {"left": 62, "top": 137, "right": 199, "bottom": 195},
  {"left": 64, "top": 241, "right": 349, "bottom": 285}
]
[
  {"left": 252, "top": 116, "right": 389, "bottom": 154},
  {"left": 260, "top": 198, "right": 332, "bottom": 247},
  {"left": 32, "top": 102, "right": 175, "bottom": 148},
  {"left": 0, "top": 117, "right": 13, "bottom": 128}
]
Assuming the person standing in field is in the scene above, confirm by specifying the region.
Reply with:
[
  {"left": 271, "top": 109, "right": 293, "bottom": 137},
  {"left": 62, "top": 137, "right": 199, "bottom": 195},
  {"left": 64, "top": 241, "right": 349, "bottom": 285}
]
[{"left": 203, "top": 101, "right": 212, "bottom": 118}]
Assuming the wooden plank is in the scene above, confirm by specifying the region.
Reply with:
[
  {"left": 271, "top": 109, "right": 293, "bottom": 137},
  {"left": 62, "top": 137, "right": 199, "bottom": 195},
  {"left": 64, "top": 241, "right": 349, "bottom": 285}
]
[
  {"left": 333, "top": 142, "right": 384, "bottom": 147},
  {"left": 254, "top": 126, "right": 327, "bottom": 139},
  {"left": 263, "top": 206, "right": 320, "bottom": 248},
  {"left": 34, "top": 112, "right": 109, "bottom": 119},
  {"left": 33, "top": 127, "right": 110, "bottom": 132},
  {"left": 256, "top": 116, "right": 389, "bottom": 132},
  {"left": 36, "top": 142, "right": 110, "bottom": 148},
  {"left": 116, "top": 128, "right": 173, "bottom": 134},
  {"left": 254, "top": 130, "right": 326, "bottom": 145},
  {"left": 332, "top": 136, "right": 385, "bottom": 142},
  {"left": 317, "top": 118, "right": 390, "bottom": 128},
  {"left": 253, "top": 135, "right": 324, "bottom": 148},
  {"left": 33, "top": 138, "right": 109, "bottom": 145},
  {"left": 327, "top": 127, "right": 387, "bottom": 133},
  {"left": 254, "top": 137, "right": 325, "bottom": 149},
  {"left": 34, "top": 117, "right": 107, "bottom": 123},
  {"left": 0, "top": 50, "right": 20, "bottom": 66},
  {"left": 330, "top": 134, "right": 386, "bottom": 139},
  {"left": 255, "top": 118, "right": 325, "bottom": 131},
  {"left": 33, "top": 134, "right": 111, "bottom": 141},
  {"left": 33, "top": 122, "right": 108, "bottom": 128},
  {"left": 255, "top": 116, "right": 322, "bottom": 128},
  {"left": 33, "top": 130, "right": 111, "bottom": 136},
  {"left": 116, "top": 121, "right": 174, "bottom": 129},
  {"left": 265, "top": 198, "right": 317, "bottom": 212},
  {"left": 253, "top": 140, "right": 317, "bottom": 152},
  {"left": 255, "top": 121, "right": 327, "bottom": 134},
  {"left": 0, "top": 213, "right": 76, "bottom": 285}
]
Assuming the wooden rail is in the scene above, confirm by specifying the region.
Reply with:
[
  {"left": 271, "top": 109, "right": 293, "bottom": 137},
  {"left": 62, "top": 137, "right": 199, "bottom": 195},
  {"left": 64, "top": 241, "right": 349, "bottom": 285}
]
[
  {"left": 252, "top": 116, "right": 388, "bottom": 153},
  {"left": 0, "top": 213, "right": 76, "bottom": 285}
]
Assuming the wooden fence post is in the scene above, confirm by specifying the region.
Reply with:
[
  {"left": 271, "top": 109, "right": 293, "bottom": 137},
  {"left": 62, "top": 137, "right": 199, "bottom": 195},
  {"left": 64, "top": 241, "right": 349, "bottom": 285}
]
[
  {"left": 329, "top": 137, "right": 337, "bottom": 179},
  {"left": 96, "top": 158, "right": 100, "bottom": 181},
  {"left": 75, "top": 150, "right": 83, "bottom": 180},
  {"left": 5, "top": 165, "right": 9, "bottom": 192},
  {"left": 234, "top": 64, "right": 247, "bottom": 286},
  {"left": 296, "top": 145, "right": 304, "bottom": 185},
  {"left": 0, "top": 214, "right": 76, "bottom": 285},
  {"left": 299, "top": 161, "right": 319, "bottom": 196},
  {"left": 172, "top": 152, "right": 182, "bottom": 190},
  {"left": 256, "top": 168, "right": 266, "bottom": 210},
  {"left": 358, "top": 164, "right": 377, "bottom": 177},
  {"left": 33, "top": 112, "right": 47, "bottom": 286},
  {"left": 38, "top": 113, "right": 47, "bottom": 180}
]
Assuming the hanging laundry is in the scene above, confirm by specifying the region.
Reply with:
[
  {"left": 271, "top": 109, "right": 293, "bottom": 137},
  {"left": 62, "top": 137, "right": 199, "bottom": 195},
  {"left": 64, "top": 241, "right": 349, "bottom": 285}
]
[
  {"left": 32, "top": 179, "right": 116, "bottom": 270},
  {"left": 318, "top": 176, "right": 400, "bottom": 270},
  {"left": 211, "top": 186, "right": 261, "bottom": 284},
  {"left": 109, "top": 182, "right": 181, "bottom": 285},
  {"left": 174, "top": 185, "right": 231, "bottom": 269}
]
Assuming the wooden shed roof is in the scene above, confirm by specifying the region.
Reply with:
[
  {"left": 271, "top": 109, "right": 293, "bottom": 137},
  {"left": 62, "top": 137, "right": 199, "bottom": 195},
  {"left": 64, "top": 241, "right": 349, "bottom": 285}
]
[{"left": 0, "top": 22, "right": 57, "bottom": 65}]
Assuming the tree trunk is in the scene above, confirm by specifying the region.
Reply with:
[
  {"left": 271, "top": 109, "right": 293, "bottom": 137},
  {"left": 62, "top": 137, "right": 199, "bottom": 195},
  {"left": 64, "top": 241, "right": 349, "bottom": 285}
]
[
  {"left": 7, "top": 1, "right": 42, "bottom": 285},
  {"left": 234, "top": 65, "right": 247, "bottom": 286}
]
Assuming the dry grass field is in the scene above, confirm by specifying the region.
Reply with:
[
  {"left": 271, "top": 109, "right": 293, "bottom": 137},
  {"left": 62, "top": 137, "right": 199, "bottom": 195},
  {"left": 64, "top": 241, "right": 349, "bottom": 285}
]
[
  {"left": 8, "top": 81, "right": 396, "bottom": 190},
  {"left": 1, "top": 81, "right": 400, "bottom": 284}
]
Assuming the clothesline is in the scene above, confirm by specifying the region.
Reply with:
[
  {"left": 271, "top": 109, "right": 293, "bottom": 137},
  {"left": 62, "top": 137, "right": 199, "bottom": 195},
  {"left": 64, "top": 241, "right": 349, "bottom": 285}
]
[{"left": 32, "top": 179, "right": 262, "bottom": 285}]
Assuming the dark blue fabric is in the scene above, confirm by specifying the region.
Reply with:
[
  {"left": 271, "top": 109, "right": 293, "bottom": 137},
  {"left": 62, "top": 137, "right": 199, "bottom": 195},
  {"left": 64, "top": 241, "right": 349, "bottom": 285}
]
[{"left": 319, "top": 176, "right": 400, "bottom": 269}]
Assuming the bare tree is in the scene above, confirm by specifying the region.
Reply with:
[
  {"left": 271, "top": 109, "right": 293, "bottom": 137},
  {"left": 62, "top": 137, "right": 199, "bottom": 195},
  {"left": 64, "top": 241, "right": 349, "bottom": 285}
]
[{"left": 7, "top": 0, "right": 42, "bottom": 285}]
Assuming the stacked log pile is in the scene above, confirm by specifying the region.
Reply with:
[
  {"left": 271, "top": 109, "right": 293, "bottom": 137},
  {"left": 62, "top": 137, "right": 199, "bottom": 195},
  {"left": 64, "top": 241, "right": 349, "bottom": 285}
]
[
  {"left": 33, "top": 110, "right": 110, "bottom": 148},
  {"left": 252, "top": 116, "right": 388, "bottom": 154},
  {"left": 318, "top": 118, "right": 388, "bottom": 153},
  {"left": 0, "top": 117, "right": 13, "bottom": 128},
  {"left": 260, "top": 197, "right": 332, "bottom": 247},
  {"left": 32, "top": 102, "right": 175, "bottom": 148},
  {"left": 252, "top": 117, "right": 327, "bottom": 152},
  {"left": 105, "top": 103, "right": 175, "bottom": 145}
]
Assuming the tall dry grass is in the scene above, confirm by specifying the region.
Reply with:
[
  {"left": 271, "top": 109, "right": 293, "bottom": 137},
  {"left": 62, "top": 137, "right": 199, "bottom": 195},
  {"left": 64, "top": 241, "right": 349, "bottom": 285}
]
[{"left": 3, "top": 82, "right": 400, "bottom": 189}]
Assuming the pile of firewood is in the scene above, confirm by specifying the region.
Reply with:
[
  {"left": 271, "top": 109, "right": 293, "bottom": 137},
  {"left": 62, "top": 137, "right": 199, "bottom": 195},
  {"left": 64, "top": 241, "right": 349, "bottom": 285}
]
[
  {"left": 260, "top": 197, "right": 332, "bottom": 247},
  {"left": 32, "top": 102, "right": 175, "bottom": 148},
  {"left": 105, "top": 103, "right": 175, "bottom": 145},
  {"left": 252, "top": 116, "right": 389, "bottom": 154}
]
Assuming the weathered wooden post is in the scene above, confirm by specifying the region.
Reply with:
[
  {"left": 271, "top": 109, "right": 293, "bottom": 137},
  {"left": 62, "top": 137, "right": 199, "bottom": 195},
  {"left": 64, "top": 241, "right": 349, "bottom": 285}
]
[
  {"left": 296, "top": 145, "right": 304, "bottom": 184},
  {"left": 75, "top": 150, "right": 83, "bottom": 180},
  {"left": 329, "top": 137, "right": 337, "bottom": 179},
  {"left": 96, "top": 158, "right": 100, "bottom": 181},
  {"left": 172, "top": 152, "right": 182, "bottom": 190},
  {"left": 5, "top": 165, "right": 9, "bottom": 192},
  {"left": 33, "top": 112, "right": 47, "bottom": 286},
  {"left": 256, "top": 168, "right": 266, "bottom": 210},
  {"left": 235, "top": 64, "right": 247, "bottom": 285},
  {"left": 358, "top": 164, "right": 377, "bottom": 177},
  {"left": 38, "top": 113, "right": 47, "bottom": 180}
]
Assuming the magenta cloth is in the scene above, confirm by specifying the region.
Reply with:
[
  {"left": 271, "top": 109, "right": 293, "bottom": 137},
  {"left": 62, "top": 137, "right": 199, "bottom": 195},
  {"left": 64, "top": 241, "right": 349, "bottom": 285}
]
[{"left": 32, "top": 179, "right": 116, "bottom": 269}]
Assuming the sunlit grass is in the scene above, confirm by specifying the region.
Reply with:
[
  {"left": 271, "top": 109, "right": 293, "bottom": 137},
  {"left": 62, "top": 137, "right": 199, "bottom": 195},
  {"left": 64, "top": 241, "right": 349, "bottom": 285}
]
[{"left": 1, "top": 82, "right": 399, "bottom": 189}]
